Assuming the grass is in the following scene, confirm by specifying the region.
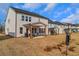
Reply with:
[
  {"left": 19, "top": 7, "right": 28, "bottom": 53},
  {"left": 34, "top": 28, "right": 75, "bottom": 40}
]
[
  {"left": 0, "top": 33, "right": 79, "bottom": 55},
  {"left": 0, "top": 34, "right": 13, "bottom": 40},
  {"left": 0, "top": 36, "right": 12, "bottom": 40}
]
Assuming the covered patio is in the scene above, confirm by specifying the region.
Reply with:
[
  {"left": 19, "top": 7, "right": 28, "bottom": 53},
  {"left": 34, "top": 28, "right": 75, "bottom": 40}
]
[{"left": 23, "top": 22, "right": 48, "bottom": 38}]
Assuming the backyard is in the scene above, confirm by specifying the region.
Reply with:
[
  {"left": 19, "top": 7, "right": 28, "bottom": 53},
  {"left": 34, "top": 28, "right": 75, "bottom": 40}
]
[{"left": 0, "top": 33, "right": 79, "bottom": 56}]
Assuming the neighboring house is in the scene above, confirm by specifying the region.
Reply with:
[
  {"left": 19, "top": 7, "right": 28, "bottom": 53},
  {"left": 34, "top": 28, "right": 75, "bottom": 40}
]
[
  {"left": 48, "top": 20, "right": 65, "bottom": 35},
  {"left": 5, "top": 7, "right": 48, "bottom": 37},
  {"left": 48, "top": 20, "right": 79, "bottom": 35},
  {"left": 70, "top": 24, "right": 79, "bottom": 32},
  {"left": 63, "top": 23, "right": 78, "bottom": 33}
]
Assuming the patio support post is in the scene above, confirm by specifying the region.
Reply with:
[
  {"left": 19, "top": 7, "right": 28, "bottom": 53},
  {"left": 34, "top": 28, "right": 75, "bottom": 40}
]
[
  {"left": 45, "top": 25, "right": 47, "bottom": 36},
  {"left": 30, "top": 25, "right": 32, "bottom": 39},
  {"left": 37, "top": 27, "right": 39, "bottom": 36}
]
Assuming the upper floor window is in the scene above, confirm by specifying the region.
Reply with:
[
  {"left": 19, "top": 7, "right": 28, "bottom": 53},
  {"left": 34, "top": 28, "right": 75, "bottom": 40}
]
[
  {"left": 26, "top": 16, "right": 28, "bottom": 21},
  {"left": 22, "top": 15, "right": 24, "bottom": 21},
  {"left": 29, "top": 17, "right": 31, "bottom": 22}
]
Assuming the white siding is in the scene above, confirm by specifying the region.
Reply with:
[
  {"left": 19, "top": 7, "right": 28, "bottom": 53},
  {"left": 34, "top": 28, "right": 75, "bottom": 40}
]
[
  {"left": 5, "top": 8, "right": 16, "bottom": 37},
  {"left": 58, "top": 25, "right": 64, "bottom": 34},
  {"left": 16, "top": 13, "right": 48, "bottom": 37},
  {"left": 5, "top": 8, "right": 48, "bottom": 37},
  {"left": 48, "top": 24, "right": 55, "bottom": 28},
  {"left": 48, "top": 23, "right": 65, "bottom": 34}
]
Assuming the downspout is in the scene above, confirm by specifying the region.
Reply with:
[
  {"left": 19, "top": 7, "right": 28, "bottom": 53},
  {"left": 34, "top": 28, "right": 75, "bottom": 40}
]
[{"left": 15, "top": 12, "right": 17, "bottom": 37}]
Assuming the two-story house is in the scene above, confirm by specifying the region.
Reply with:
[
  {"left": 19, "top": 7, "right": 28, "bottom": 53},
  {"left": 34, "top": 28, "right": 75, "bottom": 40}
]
[
  {"left": 5, "top": 7, "right": 48, "bottom": 37},
  {"left": 5, "top": 7, "right": 79, "bottom": 38},
  {"left": 48, "top": 20, "right": 65, "bottom": 35}
]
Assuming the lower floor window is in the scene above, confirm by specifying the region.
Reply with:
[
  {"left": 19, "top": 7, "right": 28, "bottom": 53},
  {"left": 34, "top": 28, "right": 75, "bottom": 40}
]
[
  {"left": 20, "top": 27, "right": 23, "bottom": 34},
  {"left": 39, "top": 28, "right": 45, "bottom": 33}
]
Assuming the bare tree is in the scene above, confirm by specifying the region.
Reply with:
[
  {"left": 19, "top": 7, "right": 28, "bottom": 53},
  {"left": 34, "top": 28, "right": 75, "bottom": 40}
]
[{"left": 0, "top": 22, "right": 5, "bottom": 33}]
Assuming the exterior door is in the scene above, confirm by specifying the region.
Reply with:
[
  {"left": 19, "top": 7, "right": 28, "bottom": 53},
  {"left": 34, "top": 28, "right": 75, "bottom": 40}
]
[{"left": 25, "top": 28, "right": 28, "bottom": 37}]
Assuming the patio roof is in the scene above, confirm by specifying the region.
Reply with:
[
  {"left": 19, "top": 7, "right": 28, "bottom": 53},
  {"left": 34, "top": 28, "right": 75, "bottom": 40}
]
[{"left": 23, "top": 22, "right": 47, "bottom": 28}]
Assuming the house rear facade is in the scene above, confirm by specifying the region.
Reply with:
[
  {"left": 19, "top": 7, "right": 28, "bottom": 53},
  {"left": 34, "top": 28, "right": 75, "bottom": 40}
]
[
  {"left": 5, "top": 7, "right": 79, "bottom": 37},
  {"left": 5, "top": 7, "right": 48, "bottom": 37}
]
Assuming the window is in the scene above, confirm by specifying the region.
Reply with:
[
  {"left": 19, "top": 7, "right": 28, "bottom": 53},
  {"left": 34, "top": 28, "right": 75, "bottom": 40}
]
[
  {"left": 22, "top": 15, "right": 24, "bottom": 21},
  {"left": 29, "top": 17, "right": 31, "bottom": 22},
  {"left": 20, "top": 27, "right": 23, "bottom": 34},
  {"left": 39, "top": 28, "right": 42, "bottom": 33},
  {"left": 26, "top": 16, "right": 28, "bottom": 21},
  {"left": 35, "top": 28, "right": 37, "bottom": 33}
]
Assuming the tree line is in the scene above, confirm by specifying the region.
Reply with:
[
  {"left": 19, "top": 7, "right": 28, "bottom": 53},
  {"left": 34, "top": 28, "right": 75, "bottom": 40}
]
[{"left": 0, "top": 22, "right": 5, "bottom": 33}]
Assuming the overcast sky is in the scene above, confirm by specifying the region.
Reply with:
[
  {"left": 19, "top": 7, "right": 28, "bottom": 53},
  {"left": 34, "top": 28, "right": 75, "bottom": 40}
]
[{"left": 0, "top": 3, "right": 79, "bottom": 24}]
